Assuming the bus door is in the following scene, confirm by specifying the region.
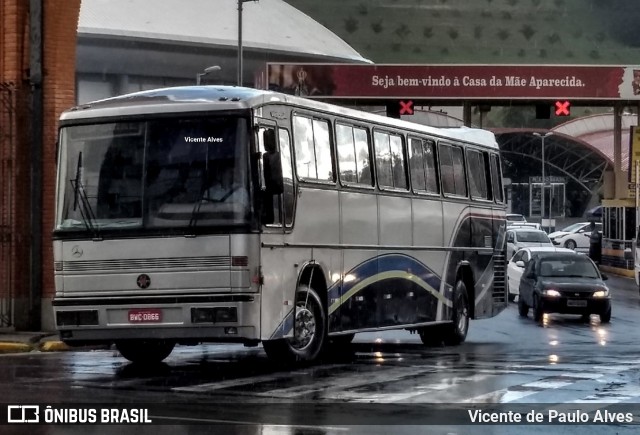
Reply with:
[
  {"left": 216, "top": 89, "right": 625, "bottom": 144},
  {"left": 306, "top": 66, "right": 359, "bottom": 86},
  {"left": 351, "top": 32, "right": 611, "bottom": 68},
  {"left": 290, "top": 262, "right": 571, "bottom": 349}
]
[{"left": 256, "top": 122, "right": 298, "bottom": 340}]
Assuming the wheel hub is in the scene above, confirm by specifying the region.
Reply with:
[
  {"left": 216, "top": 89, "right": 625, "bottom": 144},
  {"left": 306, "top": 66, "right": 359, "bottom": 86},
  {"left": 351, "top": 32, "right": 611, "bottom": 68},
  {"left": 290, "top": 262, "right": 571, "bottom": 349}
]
[
  {"left": 291, "top": 306, "right": 315, "bottom": 350},
  {"left": 457, "top": 305, "right": 468, "bottom": 332}
]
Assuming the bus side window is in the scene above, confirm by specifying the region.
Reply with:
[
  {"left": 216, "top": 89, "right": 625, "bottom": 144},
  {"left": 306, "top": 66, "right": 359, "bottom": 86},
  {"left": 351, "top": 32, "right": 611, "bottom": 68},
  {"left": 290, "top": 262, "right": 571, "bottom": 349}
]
[
  {"left": 278, "top": 128, "right": 295, "bottom": 227},
  {"left": 490, "top": 154, "right": 504, "bottom": 203}
]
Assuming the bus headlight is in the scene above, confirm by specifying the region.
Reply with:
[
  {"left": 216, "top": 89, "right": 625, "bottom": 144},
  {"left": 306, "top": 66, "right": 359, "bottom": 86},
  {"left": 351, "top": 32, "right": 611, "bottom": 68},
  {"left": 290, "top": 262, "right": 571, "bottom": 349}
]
[
  {"left": 543, "top": 289, "right": 561, "bottom": 297},
  {"left": 593, "top": 290, "right": 609, "bottom": 298}
]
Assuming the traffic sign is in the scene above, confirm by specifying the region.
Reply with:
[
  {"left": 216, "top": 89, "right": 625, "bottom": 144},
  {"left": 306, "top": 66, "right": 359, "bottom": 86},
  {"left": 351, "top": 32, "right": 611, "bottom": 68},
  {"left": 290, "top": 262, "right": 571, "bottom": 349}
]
[
  {"left": 399, "top": 100, "right": 414, "bottom": 115},
  {"left": 554, "top": 100, "right": 571, "bottom": 116}
]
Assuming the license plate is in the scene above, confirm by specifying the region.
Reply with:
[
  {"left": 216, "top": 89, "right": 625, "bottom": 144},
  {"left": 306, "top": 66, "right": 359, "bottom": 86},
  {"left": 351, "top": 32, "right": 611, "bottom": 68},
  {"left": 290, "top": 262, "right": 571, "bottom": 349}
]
[
  {"left": 567, "top": 299, "right": 587, "bottom": 307},
  {"left": 128, "top": 309, "right": 162, "bottom": 323}
]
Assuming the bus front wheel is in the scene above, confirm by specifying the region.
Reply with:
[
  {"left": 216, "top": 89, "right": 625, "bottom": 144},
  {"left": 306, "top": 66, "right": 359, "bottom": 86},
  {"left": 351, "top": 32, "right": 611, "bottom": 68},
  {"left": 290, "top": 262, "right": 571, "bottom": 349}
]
[
  {"left": 262, "top": 285, "right": 327, "bottom": 363},
  {"left": 115, "top": 340, "right": 175, "bottom": 364},
  {"left": 443, "top": 280, "right": 470, "bottom": 345}
]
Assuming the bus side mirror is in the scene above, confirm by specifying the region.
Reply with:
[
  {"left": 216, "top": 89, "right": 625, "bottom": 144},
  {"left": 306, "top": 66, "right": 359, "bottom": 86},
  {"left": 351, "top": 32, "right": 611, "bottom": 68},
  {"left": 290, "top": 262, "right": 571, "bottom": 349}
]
[
  {"left": 264, "top": 152, "right": 283, "bottom": 194},
  {"left": 260, "top": 129, "right": 284, "bottom": 195}
]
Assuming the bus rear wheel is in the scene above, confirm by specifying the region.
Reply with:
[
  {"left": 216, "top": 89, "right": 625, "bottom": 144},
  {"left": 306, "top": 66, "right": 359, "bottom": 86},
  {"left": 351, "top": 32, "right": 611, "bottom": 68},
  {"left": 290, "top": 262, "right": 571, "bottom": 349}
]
[
  {"left": 262, "top": 285, "right": 327, "bottom": 364},
  {"left": 443, "top": 280, "right": 470, "bottom": 345},
  {"left": 115, "top": 340, "right": 175, "bottom": 364}
]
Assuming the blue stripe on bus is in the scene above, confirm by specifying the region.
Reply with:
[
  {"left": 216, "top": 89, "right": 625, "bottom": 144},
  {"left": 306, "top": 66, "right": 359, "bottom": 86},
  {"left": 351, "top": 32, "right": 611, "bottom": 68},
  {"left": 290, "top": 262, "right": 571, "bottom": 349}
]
[{"left": 327, "top": 253, "right": 442, "bottom": 304}]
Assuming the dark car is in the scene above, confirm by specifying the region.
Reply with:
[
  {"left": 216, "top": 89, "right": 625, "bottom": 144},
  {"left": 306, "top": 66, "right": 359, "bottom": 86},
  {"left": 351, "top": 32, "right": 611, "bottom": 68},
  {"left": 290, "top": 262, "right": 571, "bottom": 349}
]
[{"left": 518, "top": 252, "right": 611, "bottom": 323}]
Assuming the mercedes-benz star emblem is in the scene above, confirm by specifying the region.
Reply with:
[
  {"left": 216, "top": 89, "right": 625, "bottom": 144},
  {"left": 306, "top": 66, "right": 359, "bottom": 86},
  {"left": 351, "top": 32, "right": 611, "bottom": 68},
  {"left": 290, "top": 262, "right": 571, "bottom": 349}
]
[
  {"left": 136, "top": 274, "right": 151, "bottom": 289},
  {"left": 71, "top": 245, "right": 83, "bottom": 258}
]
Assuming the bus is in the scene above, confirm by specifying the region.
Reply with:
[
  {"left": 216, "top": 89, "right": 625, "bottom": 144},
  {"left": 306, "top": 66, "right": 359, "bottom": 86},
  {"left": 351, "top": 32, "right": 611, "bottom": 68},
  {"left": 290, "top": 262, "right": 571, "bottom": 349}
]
[{"left": 53, "top": 86, "right": 507, "bottom": 364}]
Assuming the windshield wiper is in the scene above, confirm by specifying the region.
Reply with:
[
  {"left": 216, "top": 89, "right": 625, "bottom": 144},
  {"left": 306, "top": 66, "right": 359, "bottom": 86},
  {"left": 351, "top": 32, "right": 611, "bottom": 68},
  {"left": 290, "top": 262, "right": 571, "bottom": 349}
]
[{"left": 71, "top": 152, "right": 100, "bottom": 239}]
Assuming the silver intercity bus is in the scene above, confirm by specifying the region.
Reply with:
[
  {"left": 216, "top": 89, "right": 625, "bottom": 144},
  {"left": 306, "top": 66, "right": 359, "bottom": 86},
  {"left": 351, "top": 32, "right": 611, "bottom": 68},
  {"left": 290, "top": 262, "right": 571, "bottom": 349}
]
[{"left": 53, "top": 86, "right": 507, "bottom": 364}]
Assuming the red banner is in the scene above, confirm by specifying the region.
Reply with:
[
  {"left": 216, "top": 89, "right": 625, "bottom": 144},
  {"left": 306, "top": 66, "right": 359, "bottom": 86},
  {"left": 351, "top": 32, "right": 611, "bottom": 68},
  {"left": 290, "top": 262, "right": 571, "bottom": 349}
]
[{"left": 265, "top": 64, "right": 640, "bottom": 100}]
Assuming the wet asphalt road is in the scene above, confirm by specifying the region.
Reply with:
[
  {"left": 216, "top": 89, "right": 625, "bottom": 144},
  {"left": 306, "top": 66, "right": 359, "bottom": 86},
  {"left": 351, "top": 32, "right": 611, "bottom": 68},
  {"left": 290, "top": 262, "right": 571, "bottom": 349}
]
[{"left": 2, "top": 275, "right": 640, "bottom": 434}]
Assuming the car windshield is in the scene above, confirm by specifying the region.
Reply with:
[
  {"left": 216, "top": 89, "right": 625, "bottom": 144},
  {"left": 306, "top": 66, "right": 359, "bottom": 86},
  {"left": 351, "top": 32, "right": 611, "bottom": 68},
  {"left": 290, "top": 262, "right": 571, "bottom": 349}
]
[
  {"left": 538, "top": 258, "right": 600, "bottom": 279},
  {"left": 507, "top": 215, "right": 526, "bottom": 222},
  {"left": 56, "top": 116, "right": 251, "bottom": 232},
  {"left": 516, "top": 231, "right": 550, "bottom": 243},
  {"left": 561, "top": 223, "right": 587, "bottom": 232}
]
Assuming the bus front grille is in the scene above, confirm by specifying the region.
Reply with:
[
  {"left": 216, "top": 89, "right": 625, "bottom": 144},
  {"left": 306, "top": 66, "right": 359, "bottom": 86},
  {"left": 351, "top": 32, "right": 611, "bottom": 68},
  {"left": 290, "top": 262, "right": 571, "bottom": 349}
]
[{"left": 59, "top": 256, "right": 231, "bottom": 272}]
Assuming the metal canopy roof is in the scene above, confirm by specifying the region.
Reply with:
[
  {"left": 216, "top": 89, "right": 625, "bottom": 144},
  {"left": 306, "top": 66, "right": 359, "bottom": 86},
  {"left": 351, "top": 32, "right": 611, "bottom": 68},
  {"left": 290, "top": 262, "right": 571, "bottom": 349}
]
[{"left": 492, "top": 128, "right": 611, "bottom": 194}]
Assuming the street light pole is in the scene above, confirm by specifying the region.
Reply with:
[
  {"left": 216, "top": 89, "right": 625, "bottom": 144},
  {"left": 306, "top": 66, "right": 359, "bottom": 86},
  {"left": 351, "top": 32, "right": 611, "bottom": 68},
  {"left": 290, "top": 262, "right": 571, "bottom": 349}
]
[
  {"left": 196, "top": 65, "right": 221, "bottom": 85},
  {"left": 533, "top": 132, "right": 552, "bottom": 231},
  {"left": 237, "top": 0, "right": 257, "bottom": 86}
]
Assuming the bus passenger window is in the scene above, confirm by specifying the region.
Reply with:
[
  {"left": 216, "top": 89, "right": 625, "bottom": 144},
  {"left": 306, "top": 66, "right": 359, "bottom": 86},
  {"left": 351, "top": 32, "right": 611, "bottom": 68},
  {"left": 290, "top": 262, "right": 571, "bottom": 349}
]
[
  {"left": 490, "top": 154, "right": 504, "bottom": 203},
  {"left": 440, "top": 143, "right": 467, "bottom": 197},
  {"left": 409, "top": 137, "right": 438, "bottom": 194},
  {"left": 467, "top": 149, "right": 489, "bottom": 200},
  {"left": 293, "top": 115, "right": 334, "bottom": 183},
  {"left": 337, "top": 124, "right": 372, "bottom": 186},
  {"left": 390, "top": 134, "right": 407, "bottom": 189}
]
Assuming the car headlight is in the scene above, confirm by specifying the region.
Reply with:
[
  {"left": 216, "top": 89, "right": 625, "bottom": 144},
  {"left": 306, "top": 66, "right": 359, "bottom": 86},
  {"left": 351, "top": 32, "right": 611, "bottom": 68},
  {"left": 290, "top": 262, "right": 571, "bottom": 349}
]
[
  {"left": 543, "top": 289, "right": 561, "bottom": 297},
  {"left": 593, "top": 289, "right": 609, "bottom": 298}
]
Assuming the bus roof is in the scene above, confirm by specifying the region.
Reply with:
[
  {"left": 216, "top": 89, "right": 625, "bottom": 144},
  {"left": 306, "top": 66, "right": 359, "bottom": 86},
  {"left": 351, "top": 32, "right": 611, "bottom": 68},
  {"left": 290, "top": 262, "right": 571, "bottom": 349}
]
[{"left": 60, "top": 86, "right": 498, "bottom": 149}]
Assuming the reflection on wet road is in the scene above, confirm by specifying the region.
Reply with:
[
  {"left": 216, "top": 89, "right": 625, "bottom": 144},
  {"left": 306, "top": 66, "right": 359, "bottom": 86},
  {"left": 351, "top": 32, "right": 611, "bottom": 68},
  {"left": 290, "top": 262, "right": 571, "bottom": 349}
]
[{"left": 1, "top": 276, "right": 640, "bottom": 434}]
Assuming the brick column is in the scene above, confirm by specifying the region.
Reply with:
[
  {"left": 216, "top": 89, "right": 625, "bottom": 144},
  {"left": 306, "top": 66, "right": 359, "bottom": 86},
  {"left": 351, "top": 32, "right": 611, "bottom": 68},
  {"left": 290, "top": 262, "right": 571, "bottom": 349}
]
[
  {"left": 0, "top": 0, "right": 80, "bottom": 330},
  {"left": 1, "top": 0, "right": 32, "bottom": 329},
  {"left": 40, "top": 0, "right": 81, "bottom": 330}
]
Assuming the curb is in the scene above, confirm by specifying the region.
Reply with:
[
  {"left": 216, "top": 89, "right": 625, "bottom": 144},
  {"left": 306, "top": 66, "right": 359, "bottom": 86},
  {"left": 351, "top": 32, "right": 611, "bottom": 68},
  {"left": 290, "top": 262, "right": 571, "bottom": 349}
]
[
  {"left": 0, "top": 342, "right": 33, "bottom": 354},
  {"left": 39, "top": 341, "right": 71, "bottom": 352},
  {"left": 0, "top": 336, "right": 72, "bottom": 354}
]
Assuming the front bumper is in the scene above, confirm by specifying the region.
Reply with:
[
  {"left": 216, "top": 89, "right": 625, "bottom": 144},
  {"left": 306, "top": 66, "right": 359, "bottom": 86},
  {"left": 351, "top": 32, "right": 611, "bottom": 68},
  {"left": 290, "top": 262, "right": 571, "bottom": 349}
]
[
  {"left": 53, "top": 294, "right": 261, "bottom": 345},
  {"left": 540, "top": 296, "right": 610, "bottom": 315}
]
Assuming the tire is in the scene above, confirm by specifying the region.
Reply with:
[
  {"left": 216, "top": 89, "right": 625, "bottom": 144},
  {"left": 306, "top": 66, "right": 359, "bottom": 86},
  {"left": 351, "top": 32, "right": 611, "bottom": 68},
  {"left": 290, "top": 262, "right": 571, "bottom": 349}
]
[
  {"left": 443, "top": 280, "right": 470, "bottom": 345},
  {"left": 599, "top": 306, "right": 612, "bottom": 323},
  {"left": 532, "top": 295, "right": 544, "bottom": 323},
  {"left": 262, "top": 285, "right": 327, "bottom": 363},
  {"left": 581, "top": 313, "right": 592, "bottom": 323},
  {"left": 564, "top": 239, "right": 577, "bottom": 250},
  {"left": 518, "top": 296, "right": 529, "bottom": 317},
  {"left": 116, "top": 340, "right": 175, "bottom": 364}
]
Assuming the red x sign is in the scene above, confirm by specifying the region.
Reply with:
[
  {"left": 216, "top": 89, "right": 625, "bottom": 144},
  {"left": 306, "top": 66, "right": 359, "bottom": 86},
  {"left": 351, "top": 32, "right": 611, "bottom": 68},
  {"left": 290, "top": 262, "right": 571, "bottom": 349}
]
[
  {"left": 554, "top": 100, "right": 571, "bottom": 116},
  {"left": 399, "top": 100, "right": 414, "bottom": 115}
]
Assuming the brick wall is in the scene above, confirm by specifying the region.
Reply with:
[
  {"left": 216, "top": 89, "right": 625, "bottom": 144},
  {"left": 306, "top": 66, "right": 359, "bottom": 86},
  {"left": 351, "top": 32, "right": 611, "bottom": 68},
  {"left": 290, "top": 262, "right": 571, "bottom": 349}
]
[
  {"left": 0, "top": 0, "right": 80, "bottom": 329},
  {"left": 42, "top": 0, "right": 81, "bottom": 302},
  {"left": 1, "top": 0, "right": 31, "bottom": 328}
]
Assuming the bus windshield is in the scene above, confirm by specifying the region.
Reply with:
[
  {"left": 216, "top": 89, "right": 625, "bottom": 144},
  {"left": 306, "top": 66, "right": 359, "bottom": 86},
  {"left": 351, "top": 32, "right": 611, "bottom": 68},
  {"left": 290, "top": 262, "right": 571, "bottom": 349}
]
[{"left": 56, "top": 116, "right": 251, "bottom": 233}]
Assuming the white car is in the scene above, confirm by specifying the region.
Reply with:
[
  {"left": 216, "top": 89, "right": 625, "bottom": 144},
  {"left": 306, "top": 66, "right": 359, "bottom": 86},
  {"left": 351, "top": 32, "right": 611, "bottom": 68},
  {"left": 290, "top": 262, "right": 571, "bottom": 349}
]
[
  {"left": 548, "top": 222, "right": 602, "bottom": 251},
  {"left": 506, "top": 213, "right": 527, "bottom": 225},
  {"left": 507, "top": 222, "right": 542, "bottom": 231},
  {"left": 507, "top": 247, "right": 574, "bottom": 301},
  {"left": 506, "top": 228, "right": 553, "bottom": 259}
]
